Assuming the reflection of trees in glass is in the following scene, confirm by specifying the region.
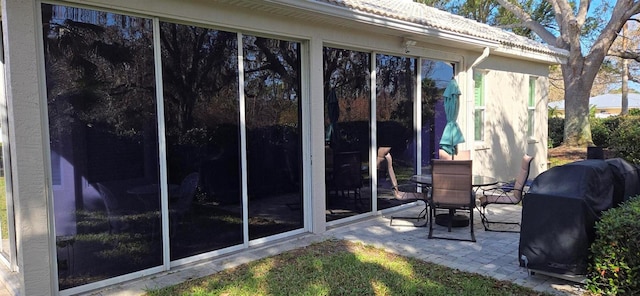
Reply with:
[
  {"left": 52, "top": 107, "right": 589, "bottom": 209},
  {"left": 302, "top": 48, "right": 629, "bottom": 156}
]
[
  {"left": 243, "top": 36, "right": 300, "bottom": 128},
  {"left": 375, "top": 54, "right": 416, "bottom": 210},
  {"left": 323, "top": 48, "right": 371, "bottom": 122},
  {"left": 243, "top": 36, "right": 302, "bottom": 239},
  {"left": 323, "top": 47, "right": 372, "bottom": 219},
  {"left": 323, "top": 47, "right": 371, "bottom": 151},
  {"left": 421, "top": 59, "right": 454, "bottom": 165},
  {"left": 422, "top": 60, "right": 438, "bottom": 121},
  {"left": 160, "top": 23, "right": 239, "bottom": 171},
  {"left": 42, "top": 5, "right": 155, "bottom": 143},
  {"left": 421, "top": 60, "right": 452, "bottom": 120},
  {"left": 160, "top": 23, "right": 242, "bottom": 259},
  {"left": 160, "top": 23, "right": 238, "bottom": 134},
  {"left": 42, "top": 4, "right": 160, "bottom": 289},
  {"left": 376, "top": 55, "right": 416, "bottom": 125}
]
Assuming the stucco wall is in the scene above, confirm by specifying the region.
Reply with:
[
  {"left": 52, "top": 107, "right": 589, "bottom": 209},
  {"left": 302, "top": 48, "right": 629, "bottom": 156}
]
[{"left": 472, "top": 56, "right": 550, "bottom": 181}]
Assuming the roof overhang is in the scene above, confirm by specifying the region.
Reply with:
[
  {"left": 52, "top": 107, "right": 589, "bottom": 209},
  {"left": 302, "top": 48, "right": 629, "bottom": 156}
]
[
  {"left": 259, "top": 0, "right": 568, "bottom": 64},
  {"left": 263, "top": 0, "right": 500, "bottom": 49}
]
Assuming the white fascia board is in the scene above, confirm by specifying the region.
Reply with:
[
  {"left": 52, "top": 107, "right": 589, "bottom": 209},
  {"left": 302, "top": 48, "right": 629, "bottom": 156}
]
[
  {"left": 493, "top": 46, "right": 567, "bottom": 65},
  {"left": 265, "top": 0, "right": 500, "bottom": 49}
]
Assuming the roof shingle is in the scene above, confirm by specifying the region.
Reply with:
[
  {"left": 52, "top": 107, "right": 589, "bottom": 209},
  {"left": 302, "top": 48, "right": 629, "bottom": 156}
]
[{"left": 318, "top": 0, "right": 567, "bottom": 57}]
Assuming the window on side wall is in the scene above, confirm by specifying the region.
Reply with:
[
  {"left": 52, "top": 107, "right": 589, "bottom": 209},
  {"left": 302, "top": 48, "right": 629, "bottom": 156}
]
[
  {"left": 473, "top": 71, "right": 485, "bottom": 142},
  {"left": 527, "top": 77, "right": 536, "bottom": 138}
]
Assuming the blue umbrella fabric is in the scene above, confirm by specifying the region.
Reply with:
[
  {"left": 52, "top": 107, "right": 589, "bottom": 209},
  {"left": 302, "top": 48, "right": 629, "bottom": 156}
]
[
  {"left": 325, "top": 88, "right": 339, "bottom": 142},
  {"left": 439, "top": 79, "right": 464, "bottom": 156}
]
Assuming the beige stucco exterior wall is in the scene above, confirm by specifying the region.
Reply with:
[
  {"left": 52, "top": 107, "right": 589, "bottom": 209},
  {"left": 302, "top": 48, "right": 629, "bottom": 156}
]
[
  {"left": 472, "top": 56, "right": 550, "bottom": 181},
  {"left": 0, "top": 0, "right": 558, "bottom": 294}
]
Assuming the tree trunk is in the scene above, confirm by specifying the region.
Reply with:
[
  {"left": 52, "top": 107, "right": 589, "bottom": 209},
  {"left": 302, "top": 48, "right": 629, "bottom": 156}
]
[
  {"left": 622, "top": 58, "right": 629, "bottom": 115},
  {"left": 562, "top": 62, "right": 594, "bottom": 147},
  {"left": 621, "top": 23, "right": 629, "bottom": 115}
]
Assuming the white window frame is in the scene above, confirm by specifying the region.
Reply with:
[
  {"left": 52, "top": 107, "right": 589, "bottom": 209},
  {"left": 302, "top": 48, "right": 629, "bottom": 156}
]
[
  {"left": 473, "top": 70, "right": 486, "bottom": 142},
  {"left": 527, "top": 77, "right": 536, "bottom": 138}
]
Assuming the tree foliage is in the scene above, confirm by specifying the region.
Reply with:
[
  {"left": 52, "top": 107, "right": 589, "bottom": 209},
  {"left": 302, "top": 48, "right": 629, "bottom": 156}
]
[{"left": 494, "top": 0, "right": 640, "bottom": 146}]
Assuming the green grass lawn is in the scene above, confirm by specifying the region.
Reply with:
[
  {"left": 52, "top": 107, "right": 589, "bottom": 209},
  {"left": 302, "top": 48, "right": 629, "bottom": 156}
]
[{"left": 146, "top": 239, "right": 548, "bottom": 296}]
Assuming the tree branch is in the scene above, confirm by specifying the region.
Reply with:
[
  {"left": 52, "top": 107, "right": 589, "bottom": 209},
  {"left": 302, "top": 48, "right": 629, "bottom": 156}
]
[
  {"left": 607, "top": 48, "right": 640, "bottom": 62},
  {"left": 587, "top": 1, "right": 640, "bottom": 63},
  {"left": 495, "top": 0, "right": 558, "bottom": 45},
  {"left": 576, "top": 0, "right": 590, "bottom": 27}
]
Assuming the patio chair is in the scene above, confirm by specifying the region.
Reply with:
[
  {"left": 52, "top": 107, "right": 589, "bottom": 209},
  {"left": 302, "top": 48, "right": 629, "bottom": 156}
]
[
  {"left": 96, "top": 183, "right": 130, "bottom": 234},
  {"left": 477, "top": 154, "right": 533, "bottom": 232},
  {"left": 428, "top": 159, "right": 475, "bottom": 242},
  {"left": 170, "top": 172, "right": 200, "bottom": 237},
  {"left": 327, "top": 151, "right": 363, "bottom": 202},
  {"left": 383, "top": 148, "right": 426, "bottom": 226},
  {"left": 438, "top": 149, "right": 470, "bottom": 160}
]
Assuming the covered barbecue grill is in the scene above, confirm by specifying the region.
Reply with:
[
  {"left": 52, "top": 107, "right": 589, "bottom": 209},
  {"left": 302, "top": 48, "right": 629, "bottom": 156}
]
[{"left": 519, "top": 160, "right": 614, "bottom": 279}]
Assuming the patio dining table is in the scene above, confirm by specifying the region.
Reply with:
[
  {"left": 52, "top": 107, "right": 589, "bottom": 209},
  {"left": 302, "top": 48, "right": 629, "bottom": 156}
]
[
  {"left": 410, "top": 174, "right": 498, "bottom": 189},
  {"left": 410, "top": 174, "right": 498, "bottom": 227}
]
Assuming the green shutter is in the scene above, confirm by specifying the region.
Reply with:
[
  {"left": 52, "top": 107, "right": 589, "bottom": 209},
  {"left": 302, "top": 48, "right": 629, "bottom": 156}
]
[
  {"left": 474, "top": 109, "right": 484, "bottom": 141},
  {"left": 528, "top": 78, "right": 535, "bottom": 106},
  {"left": 474, "top": 72, "right": 484, "bottom": 106}
]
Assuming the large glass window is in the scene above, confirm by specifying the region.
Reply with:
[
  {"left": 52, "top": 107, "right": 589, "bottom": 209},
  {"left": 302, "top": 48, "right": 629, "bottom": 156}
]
[
  {"left": 243, "top": 36, "right": 303, "bottom": 240},
  {"left": 41, "top": 3, "right": 309, "bottom": 292},
  {"left": 42, "top": 4, "right": 161, "bottom": 289},
  {"left": 160, "top": 22, "right": 242, "bottom": 260},
  {"left": 421, "top": 60, "right": 454, "bottom": 170},
  {"left": 323, "top": 47, "right": 371, "bottom": 221},
  {"left": 376, "top": 54, "right": 416, "bottom": 210}
]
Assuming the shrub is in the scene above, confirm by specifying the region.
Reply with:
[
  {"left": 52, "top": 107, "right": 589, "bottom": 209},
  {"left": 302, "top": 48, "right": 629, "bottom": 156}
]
[
  {"left": 590, "top": 116, "right": 622, "bottom": 148},
  {"left": 587, "top": 196, "right": 640, "bottom": 295},
  {"left": 609, "top": 115, "right": 640, "bottom": 164},
  {"left": 548, "top": 117, "right": 564, "bottom": 148},
  {"left": 590, "top": 118, "right": 609, "bottom": 148}
]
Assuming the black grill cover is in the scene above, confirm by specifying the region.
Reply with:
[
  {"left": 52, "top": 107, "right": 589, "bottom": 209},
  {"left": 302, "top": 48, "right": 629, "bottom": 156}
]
[
  {"left": 519, "top": 160, "right": 614, "bottom": 276},
  {"left": 605, "top": 158, "right": 640, "bottom": 206}
]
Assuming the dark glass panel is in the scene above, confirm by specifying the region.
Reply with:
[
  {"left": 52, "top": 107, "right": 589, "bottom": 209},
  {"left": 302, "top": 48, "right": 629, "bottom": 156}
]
[
  {"left": 243, "top": 36, "right": 303, "bottom": 240},
  {"left": 323, "top": 47, "right": 372, "bottom": 221},
  {"left": 42, "top": 4, "right": 160, "bottom": 289},
  {"left": 376, "top": 54, "right": 417, "bottom": 210},
  {"left": 160, "top": 22, "right": 241, "bottom": 260},
  {"left": 421, "top": 60, "right": 454, "bottom": 171}
]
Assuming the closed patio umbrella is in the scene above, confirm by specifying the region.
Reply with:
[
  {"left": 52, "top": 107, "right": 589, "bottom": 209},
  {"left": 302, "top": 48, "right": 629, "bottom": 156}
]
[
  {"left": 326, "top": 88, "right": 339, "bottom": 143},
  {"left": 439, "top": 79, "right": 464, "bottom": 156}
]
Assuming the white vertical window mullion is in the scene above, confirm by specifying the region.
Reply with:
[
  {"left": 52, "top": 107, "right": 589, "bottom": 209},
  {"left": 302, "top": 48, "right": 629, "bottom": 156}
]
[
  {"left": 0, "top": 11, "right": 17, "bottom": 271},
  {"left": 370, "top": 52, "right": 377, "bottom": 213},
  {"left": 237, "top": 33, "right": 249, "bottom": 247},
  {"left": 151, "top": 17, "right": 171, "bottom": 269},
  {"left": 299, "top": 40, "right": 311, "bottom": 232},
  {"left": 415, "top": 59, "right": 422, "bottom": 176}
]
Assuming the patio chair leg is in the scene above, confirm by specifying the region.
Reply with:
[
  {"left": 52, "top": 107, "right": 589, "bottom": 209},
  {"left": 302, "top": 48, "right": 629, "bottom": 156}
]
[
  {"left": 470, "top": 208, "right": 476, "bottom": 242},
  {"left": 477, "top": 205, "right": 520, "bottom": 233},
  {"left": 389, "top": 205, "right": 428, "bottom": 227},
  {"left": 428, "top": 206, "right": 434, "bottom": 239}
]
